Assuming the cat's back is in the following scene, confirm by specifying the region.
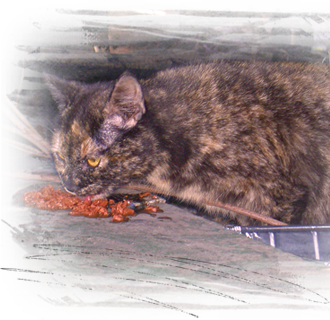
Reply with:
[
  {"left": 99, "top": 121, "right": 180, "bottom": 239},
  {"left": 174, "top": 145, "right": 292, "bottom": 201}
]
[
  {"left": 142, "top": 61, "right": 330, "bottom": 128},
  {"left": 141, "top": 60, "right": 330, "bottom": 150}
]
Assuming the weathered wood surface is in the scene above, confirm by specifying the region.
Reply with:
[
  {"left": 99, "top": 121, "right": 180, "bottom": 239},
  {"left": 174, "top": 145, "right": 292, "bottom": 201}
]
[
  {"left": 1, "top": 181, "right": 330, "bottom": 318},
  {"left": 1, "top": 43, "right": 210, "bottom": 91}
]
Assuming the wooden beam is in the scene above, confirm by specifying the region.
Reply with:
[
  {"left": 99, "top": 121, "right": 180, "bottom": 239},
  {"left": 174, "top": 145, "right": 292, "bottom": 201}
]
[{"left": 1, "top": 43, "right": 209, "bottom": 92}]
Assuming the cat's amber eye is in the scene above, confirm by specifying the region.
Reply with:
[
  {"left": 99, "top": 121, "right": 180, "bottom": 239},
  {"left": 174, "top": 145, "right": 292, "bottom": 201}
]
[{"left": 87, "top": 158, "right": 101, "bottom": 167}]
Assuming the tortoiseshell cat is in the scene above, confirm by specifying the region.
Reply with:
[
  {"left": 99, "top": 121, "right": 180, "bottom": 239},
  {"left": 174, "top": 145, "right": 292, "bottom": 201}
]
[{"left": 46, "top": 61, "right": 330, "bottom": 225}]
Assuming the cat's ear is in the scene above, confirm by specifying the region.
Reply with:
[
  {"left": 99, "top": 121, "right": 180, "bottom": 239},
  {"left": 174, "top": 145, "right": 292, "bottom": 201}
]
[
  {"left": 103, "top": 72, "right": 145, "bottom": 131},
  {"left": 44, "top": 74, "right": 76, "bottom": 115}
]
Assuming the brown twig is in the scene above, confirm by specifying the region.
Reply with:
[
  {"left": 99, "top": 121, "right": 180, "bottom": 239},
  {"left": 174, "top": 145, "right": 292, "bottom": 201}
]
[
  {"left": 203, "top": 199, "right": 287, "bottom": 226},
  {"left": 126, "top": 184, "right": 287, "bottom": 226}
]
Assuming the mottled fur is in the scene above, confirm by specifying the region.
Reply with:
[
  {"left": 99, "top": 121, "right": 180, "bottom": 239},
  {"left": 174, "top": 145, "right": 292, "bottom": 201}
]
[{"left": 46, "top": 61, "right": 330, "bottom": 225}]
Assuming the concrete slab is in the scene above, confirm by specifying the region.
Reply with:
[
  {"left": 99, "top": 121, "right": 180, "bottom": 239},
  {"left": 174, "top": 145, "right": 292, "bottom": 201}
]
[{"left": 1, "top": 147, "right": 330, "bottom": 320}]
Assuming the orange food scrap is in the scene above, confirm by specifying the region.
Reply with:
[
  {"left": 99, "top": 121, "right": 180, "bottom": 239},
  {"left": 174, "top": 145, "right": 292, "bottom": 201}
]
[
  {"left": 23, "top": 186, "right": 119, "bottom": 220},
  {"left": 139, "top": 192, "right": 151, "bottom": 199},
  {"left": 23, "top": 185, "right": 166, "bottom": 223}
]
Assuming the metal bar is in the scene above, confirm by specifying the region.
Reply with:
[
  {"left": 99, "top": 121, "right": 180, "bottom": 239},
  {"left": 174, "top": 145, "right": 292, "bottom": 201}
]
[{"left": 311, "top": 231, "right": 320, "bottom": 260}]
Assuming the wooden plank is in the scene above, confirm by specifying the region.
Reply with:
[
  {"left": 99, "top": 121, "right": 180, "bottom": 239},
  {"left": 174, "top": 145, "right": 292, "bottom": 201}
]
[
  {"left": 1, "top": 43, "right": 206, "bottom": 91},
  {"left": 2, "top": 191, "right": 330, "bottom": 316}
]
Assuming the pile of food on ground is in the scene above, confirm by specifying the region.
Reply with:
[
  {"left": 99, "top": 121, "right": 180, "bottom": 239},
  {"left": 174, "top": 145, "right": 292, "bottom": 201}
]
[{"left": 23, "top": 185, "right": 166, "bottom": 223}]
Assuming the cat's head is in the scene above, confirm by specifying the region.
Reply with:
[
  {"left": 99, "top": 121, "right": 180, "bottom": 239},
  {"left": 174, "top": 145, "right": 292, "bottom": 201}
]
[{"left": 45, "top": 72, "right": 148, "bottom": 199}]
